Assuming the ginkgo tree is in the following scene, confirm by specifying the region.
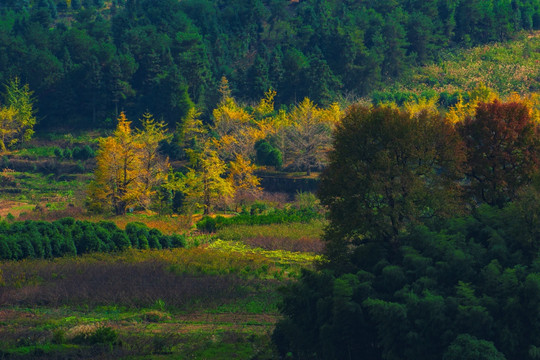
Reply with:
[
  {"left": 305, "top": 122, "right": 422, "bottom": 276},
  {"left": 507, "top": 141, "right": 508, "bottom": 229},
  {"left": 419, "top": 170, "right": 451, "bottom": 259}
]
[
  {"left": 212, "top": 90, "right": 261, "bottom": 161},
  {"left": 228, "top": 154, "right": 261, "bottom": 208}
]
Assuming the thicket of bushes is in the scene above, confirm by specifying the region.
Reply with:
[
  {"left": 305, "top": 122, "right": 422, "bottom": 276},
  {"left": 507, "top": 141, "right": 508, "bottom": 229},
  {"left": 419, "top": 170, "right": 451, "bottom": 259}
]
[
  {"left": 53, "top": 145, "right": 95, "bottom": 160},
  {"left": 196, "top": 207, "right": 321, "bottom": 233},
  {"left": 0, "top": 218, "right": 185, "bottom": 260},
  {"left": 273, "top": 203, "right": 540, "bottom": 359}
]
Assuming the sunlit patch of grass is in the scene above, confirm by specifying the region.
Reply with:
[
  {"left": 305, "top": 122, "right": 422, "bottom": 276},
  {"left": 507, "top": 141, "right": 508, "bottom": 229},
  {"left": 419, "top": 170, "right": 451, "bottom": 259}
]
[
  {"left": 8, "top": 203, "right": 35, "bottom": 212},
  {"left": 14, "top": 146, "right": 58, "bottom": 159},
  {"left": 393, "top": 30, "right": 540, "bottom": 96},
  {"left": 216, "top": 219, "right": 326, "bottom": 242},
  {"left": 207, "top": 240, "right": 321, "bottom": 270}
]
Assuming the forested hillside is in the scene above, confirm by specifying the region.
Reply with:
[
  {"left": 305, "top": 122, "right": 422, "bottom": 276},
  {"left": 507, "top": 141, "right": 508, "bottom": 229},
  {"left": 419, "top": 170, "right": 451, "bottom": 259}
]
[
  {"left": 1, "top": 1, "right": 540, "bottom": 358},
  {"left": 0, "top": 0, "right": 539, "bottom": 129}
]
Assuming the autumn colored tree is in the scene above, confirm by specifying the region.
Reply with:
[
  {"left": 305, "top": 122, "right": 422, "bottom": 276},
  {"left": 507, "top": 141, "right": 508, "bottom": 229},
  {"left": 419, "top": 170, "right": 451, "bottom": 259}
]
[
  {"left": 89, "top": 112, "right": 141, "bottom": 215},
  {"left": 283, "top": 98, "right": 338, "bottom": 175},
  {"left": 228, "top": 154, "right": 261, "bottom": 208},
  {"left": 211, "top": 94, "right": 261, "bottom": 161},
  {"left": 458, "top": 99, "right": 540, "bottom": 207},
  {"left": 135, "top": 113, "right": 170, "bottom": 210},
  {"left": 0, "top": 78, "right": 36, "bottom": 152},
  {"left": 0, "top": 106, "right": 17, "bottom": 152},
  {"left": 88, "top": 112, "right": 170, "bottom": 215},
  {"left": 319, "top": 105, "right": 465, "bottom": 271},
  {"left": 178, "top": 107, "right": 207, "bottom": 152},
  {"left": 446, "top": 84, "right": 499, "bottom": 124},
  {"left": 168, "top": 144, "right": 234, "bottom": 215}
]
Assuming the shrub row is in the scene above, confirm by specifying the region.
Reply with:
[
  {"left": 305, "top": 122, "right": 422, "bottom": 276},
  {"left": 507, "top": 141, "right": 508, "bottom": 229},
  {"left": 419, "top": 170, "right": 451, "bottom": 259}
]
[
  {"left": 196, "top": 208, "right": 321, "bottom": 233},
  {"left": 54, "top": 145, "right": 95, "bottom": 160},
  {"left": 0, "top": 218, "right": 185, "bottom": 261}
]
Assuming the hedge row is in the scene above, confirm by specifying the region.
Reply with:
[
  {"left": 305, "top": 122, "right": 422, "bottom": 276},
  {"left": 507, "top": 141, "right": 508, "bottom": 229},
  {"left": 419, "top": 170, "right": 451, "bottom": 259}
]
[{"left": 0, "top": 218, "right": 185, "bottom": 261}]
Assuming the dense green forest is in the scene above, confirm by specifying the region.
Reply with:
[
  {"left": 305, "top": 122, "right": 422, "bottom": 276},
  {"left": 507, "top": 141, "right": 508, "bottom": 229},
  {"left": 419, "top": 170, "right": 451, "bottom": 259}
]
[
  {"left": 273, "top": 100, "right": 540, "bottom": 359},
  {"left": 0, "top": 0, "right": 539, "bottom": 129}
]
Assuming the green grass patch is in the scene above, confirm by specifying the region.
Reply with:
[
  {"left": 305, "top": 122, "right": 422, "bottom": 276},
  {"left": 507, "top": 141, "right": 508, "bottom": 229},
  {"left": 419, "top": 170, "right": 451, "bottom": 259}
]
[
  {"left": 208, "top": 294, "right": 280, "bottom": 315},
  {"left": 15, "top": 146, "right": 58, "bottom": 159},
  {"left": 2, "top": 171, "right": 90, "bottom": 206},
  {"left": 1, "top": 343, "right": 79, "bottom": 356},
  {"left": 196, "top": 208, "right": 322, "bottom": 232},
  {"left": 0, "top": 305, "right": 278, "bottom": 359},
  {"left": 390, "top": 31, "right": 540, "bottom": 97},
  {"left": 216, "top": 220, "right": 325, "bottom": 242},
  {"left": 37, "top": 131, "right": 103, "bottom": 145}
]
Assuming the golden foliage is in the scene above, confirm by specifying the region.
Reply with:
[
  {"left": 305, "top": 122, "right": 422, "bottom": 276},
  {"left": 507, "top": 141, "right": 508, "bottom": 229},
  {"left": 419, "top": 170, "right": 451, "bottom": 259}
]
[
  {"left": 135, "top": 113, "right": 170, "bottom": 209},
  {"left": 0, "top": 106, "right": 17, "bottom": 152},
  {"left": 228, "top": 154, "right": 261, "bottom": 205},
  {"left": 282, "top": 98, "right": 336, "bottom": 175},
  {"left": 88, "top": 112, "right": 170, "bottom": 215},
  {"left": 447, "top": 84, "right": 500, "bottom": 124},
  {"left": 253, "top": 89, "right": 277, "bottom": 119},
  {"left": 168, "top": 144, "right": 234, "bottom": 215},
  {"left": 404, "top": 97, "right": 440, "bottom": 118},
  {"left": 0, "top": 78, "right": 36, "bottom": 152}
]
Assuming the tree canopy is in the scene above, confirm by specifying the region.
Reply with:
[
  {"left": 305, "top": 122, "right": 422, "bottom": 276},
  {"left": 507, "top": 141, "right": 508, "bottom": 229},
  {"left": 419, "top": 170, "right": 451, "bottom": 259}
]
[{"left": 319, "top": 104, "right": 464, "bottom": 272}]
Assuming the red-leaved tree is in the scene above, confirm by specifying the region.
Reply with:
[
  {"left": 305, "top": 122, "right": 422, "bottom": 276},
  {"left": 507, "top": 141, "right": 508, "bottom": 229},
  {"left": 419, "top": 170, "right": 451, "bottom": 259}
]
[{"left": 458, "top": 100, "right": 540, "bottom": 207}]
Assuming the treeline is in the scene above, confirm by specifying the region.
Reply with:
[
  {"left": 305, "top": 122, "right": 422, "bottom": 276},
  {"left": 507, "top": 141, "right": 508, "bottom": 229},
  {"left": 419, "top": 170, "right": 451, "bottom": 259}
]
[
  {"left": 0, "top": 0, "right": 538, "bottom": 128},
  {"left": 88, "top": 89, "right": 342, "bottom": 215},
  {"left": 0, "top": 218, "right": 185, "bottom": 260}
]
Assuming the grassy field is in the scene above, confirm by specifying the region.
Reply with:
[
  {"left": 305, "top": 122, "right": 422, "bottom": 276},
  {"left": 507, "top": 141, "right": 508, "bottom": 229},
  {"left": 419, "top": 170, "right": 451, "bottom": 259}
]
[
  {"left": 0, "top": 132, "right": 325, "bottom": 357},
  {"left": 388, "top": 30, "right": 540, "bottom": 97},
  {"left": 0, "top": 218, "right": 325, "bottom": 359}
]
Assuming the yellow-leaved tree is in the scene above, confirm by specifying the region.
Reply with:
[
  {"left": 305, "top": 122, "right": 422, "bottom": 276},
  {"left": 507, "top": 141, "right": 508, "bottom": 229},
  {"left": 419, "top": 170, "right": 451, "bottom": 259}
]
[
  {"left": 212, "top": 93, "right": 256, "bottom": 161},
  {"left": 135, "top": 113, "right": 170, "bottom": 209},
  {"left": 167, "top": 143, "right": 234, "bottom": 215},
  {"left": 0, "top": 78, "right": 36, "bottom": 152},
  {"left": 228, "top": 154, "right": 261, "bottom": 208},
  {"left": 0, "top": 106, "right": 17, "bottom": 153},
  {"left": 447, "top": 83, "right": 499, "bottom": 124},
  {"left": 283, "top": 98, "right": 337, "bottom": 175},
  {"left": 88, "top": 112, "right": 169, "bottom": 215}
]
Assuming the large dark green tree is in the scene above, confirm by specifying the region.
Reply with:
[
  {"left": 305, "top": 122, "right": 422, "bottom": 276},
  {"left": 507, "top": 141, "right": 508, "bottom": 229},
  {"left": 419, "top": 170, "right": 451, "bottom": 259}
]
[{"left": 318, "top": 105, "right": 465, "bottom": 272}]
